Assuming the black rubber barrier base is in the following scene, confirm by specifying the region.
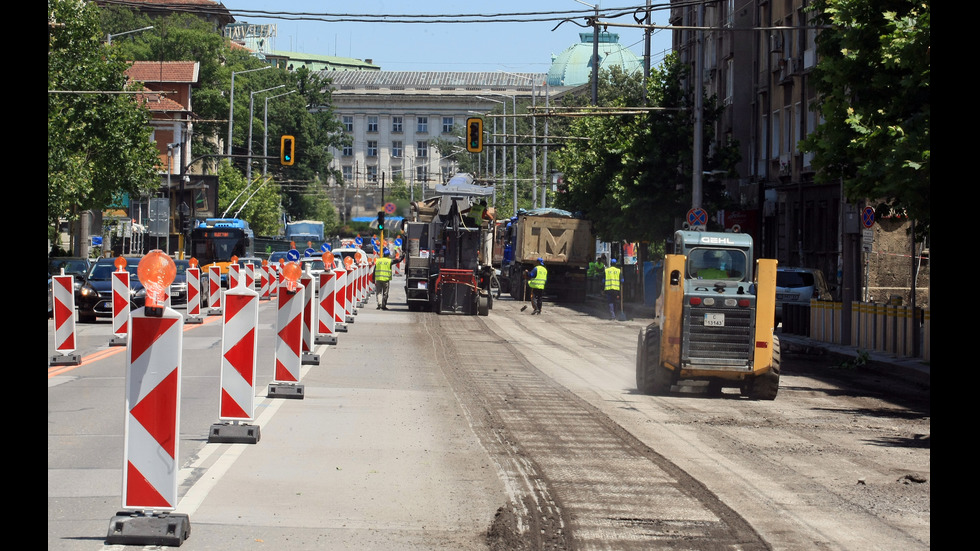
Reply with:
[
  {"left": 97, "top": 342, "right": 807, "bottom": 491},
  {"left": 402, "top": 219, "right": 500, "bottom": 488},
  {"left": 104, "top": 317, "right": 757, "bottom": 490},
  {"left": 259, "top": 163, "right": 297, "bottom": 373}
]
[
  {"left": 315, "top": 334, "right": 338, "bottom": 345},
  {"left": 106, "top": 511, "right": 190, "bottom": 547},
  {"left": 208, "top": 422, "right": 260, "bottom": 444},
  {"left": 302, "top": 352, "right": 320, "bottom": 365},
  {"left": 268, "top": 383, "right": 305, "bottom": 399}
]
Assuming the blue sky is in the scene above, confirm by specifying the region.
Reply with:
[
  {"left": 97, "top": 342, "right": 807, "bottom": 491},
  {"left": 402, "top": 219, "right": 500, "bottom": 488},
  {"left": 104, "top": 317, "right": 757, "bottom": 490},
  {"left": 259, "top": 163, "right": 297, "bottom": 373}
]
[{"left": 223, "top": 1, "right": 675, "bottom": 73}]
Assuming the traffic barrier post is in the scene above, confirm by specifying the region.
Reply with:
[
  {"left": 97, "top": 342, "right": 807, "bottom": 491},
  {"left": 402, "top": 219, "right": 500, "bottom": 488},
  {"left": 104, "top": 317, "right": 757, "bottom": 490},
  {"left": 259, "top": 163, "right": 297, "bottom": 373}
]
[
  {"left": 300, "top": 269, "right": 319, "bottom": 365},
  {"left": 208, "top": 285, "right": 261, "bottom": 444},
  {"left": 110, "top": 262, "right": 131, "bottom": 345},
  {"left": 50, "top": 271, "right": 80, "bottom": 366},
  {"left": 207, "top": 265, "right": 222, "bottom": 315},
  {"left": 332, "top": 266, "right": 349, "bottom": 333},
  {"left": 268, "top": 263, "right": 305, "bottom": 399},
  {"left": 316, "top": 270, "right": 339, "bottom": 344},
  {"left": 185, "top": 264, "right": 204, "bottom": 324}
]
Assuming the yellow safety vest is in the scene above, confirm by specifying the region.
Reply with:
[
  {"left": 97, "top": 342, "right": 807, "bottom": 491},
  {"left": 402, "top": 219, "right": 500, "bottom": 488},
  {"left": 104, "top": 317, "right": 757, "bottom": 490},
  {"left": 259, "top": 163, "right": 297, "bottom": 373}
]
[
  {"left": 374, "top": 257, "right": 392, "bottom": 282},
  {"left": 604, "top": 266, "right": 621, "bottom": 291},
  {"left": 528, "top": 265, "right": 548, "bottom": 289}
]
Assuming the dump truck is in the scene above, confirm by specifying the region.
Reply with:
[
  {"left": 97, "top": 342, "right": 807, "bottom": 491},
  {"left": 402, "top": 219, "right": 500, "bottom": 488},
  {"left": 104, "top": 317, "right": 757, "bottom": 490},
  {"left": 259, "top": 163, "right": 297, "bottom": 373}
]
[
  {"left": 497, "top": 209, "right": 595, "bottom": 302},
  {"left": 403, "top": 173, "right": 495, "bottom": 315},
  {"left": 635, "top": 230, "right": 781, "bottom": 400},
  {"left": 285, "top": 220, "right": 325, "bottom": 250}
]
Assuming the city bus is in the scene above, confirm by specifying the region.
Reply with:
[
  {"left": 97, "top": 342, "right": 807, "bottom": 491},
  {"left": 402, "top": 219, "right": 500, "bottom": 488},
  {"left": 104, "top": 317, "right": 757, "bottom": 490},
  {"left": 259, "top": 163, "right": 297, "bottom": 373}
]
[{"left": 190, "top": 218, "right": 255, "bottom": 295}]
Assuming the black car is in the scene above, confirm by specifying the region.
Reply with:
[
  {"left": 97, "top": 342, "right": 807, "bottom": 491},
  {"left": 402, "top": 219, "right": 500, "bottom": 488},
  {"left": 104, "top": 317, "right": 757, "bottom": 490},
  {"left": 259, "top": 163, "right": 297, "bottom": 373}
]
[
  {"left": 48, "top": 257, "right": 93, "bottom": 303},
  {"left": 77, "top": 257, "right": 144, "bottom": 322}
]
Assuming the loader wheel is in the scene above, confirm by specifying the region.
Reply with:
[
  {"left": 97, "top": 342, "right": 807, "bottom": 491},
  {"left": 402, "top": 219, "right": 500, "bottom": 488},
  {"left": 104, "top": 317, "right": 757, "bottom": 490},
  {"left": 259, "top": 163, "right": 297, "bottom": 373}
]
[
  {"left": 478, "top": 295, "right": 489, "bottom": 316},
  {"left": 741, "top": 336, "right": 780, "bottom": 400},
  {"left": 636, "top": 325, "right": 673, "bottom": 395}
]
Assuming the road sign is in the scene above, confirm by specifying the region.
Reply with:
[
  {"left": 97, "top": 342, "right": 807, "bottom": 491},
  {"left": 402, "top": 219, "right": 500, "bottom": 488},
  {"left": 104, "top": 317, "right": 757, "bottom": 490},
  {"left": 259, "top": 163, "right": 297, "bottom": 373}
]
[
  {"left": 687, "top": 207, "right": 708, "bottom": 228},
  {"left": 286, "top": 249, "right": 300, "bottom": 262},
  {"left": 384, "top": 202, "right": 396, "bottom": 215},
  {"left": 355, "top": 236, "right": 363, "bottom": 246},
  {"left": 394, "top": 237, "right": 402, "bottom": 247},
  {"left": 861, "top": 206, "right": 875, "bottom": 228},
  {"left": 321, "top": 243, "right": 330, "bottom": 252},
  {"left": 305, "top": 248, "right": 316, "bottom": 257}
]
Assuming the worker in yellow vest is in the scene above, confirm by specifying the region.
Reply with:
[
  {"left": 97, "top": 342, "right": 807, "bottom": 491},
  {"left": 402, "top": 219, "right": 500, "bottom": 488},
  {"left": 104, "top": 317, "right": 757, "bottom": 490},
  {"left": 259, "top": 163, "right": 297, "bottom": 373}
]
[
  {"left": 525, "top": 257, "right": 548, "bottom": 315},
  {"left": 604, "top": 258, "right": 623, "bottom": 320},
  {"left": 373, "top": 249, "right": 403, "bottom": 310}
]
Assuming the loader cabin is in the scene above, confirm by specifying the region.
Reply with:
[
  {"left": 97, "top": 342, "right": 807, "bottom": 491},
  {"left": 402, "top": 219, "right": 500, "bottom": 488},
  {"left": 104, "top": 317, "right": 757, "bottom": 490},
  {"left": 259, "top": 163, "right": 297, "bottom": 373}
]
[{"left": 673, "top": 231, "right": 753, "bottom": 283}]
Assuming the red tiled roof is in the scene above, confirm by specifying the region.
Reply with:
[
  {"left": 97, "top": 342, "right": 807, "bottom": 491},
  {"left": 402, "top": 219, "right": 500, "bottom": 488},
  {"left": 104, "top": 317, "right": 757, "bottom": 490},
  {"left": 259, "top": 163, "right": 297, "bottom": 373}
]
[
  {"left": 134, "top": 87, "right": 186, "bottom": 112},
  {"left": 125, "top": 61, "right": 200, "bottom": 83}
]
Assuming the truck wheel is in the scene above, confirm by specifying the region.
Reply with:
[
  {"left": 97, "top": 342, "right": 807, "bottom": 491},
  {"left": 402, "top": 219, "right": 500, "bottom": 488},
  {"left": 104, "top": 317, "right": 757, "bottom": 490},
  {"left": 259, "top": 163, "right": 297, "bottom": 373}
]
[
  {"left": 478, "top": 295, "right": 489, "bottom": 316},
  {"left": 636, "top": 325, "right": 672, "bottom": 395},
  {"left": 742, "top": 336, "right": 780, "bottom": 400}
]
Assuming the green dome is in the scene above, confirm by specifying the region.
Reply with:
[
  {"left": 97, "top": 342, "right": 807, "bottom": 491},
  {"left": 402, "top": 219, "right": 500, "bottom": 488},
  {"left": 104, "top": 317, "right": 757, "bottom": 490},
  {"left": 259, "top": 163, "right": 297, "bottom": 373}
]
[{"left": 547, "top": 32, "right": 643, "bottom": 87}]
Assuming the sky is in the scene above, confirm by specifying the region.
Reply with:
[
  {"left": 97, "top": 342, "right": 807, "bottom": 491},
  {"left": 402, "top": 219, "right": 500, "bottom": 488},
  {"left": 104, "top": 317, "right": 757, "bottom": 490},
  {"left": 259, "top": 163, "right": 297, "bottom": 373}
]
[{"left": 222, "top": 1, "right": 676, "bottom": 74}]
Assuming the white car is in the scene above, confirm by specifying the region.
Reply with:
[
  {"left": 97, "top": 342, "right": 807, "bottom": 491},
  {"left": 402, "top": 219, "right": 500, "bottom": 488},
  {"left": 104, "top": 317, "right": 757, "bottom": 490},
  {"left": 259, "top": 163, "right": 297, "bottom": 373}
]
[{"left": 775, "top": 267, "right": 835, "bottom": 323}]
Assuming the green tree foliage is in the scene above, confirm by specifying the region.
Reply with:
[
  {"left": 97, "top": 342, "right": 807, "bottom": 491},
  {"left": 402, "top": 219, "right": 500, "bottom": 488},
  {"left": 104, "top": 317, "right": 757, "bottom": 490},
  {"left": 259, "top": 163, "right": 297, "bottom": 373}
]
[
  {"left": 801, "top": 0, "right": 930, "bottom": 239},
  {"left": 551, "top": 56, "right": 739, "bottom": 243},
  {"left": 48, "top": 0, "right": 160, "bottom": 229},
  {"left": 216, "top": 160, "right": 281, "bottom": 235}
]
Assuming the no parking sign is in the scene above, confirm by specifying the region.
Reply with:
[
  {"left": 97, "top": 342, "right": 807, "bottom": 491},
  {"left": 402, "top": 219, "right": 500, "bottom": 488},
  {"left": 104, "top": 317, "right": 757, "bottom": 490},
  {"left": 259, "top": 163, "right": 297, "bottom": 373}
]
[{"left": 687, "top": 207, "right": 707, "bottom": 228}]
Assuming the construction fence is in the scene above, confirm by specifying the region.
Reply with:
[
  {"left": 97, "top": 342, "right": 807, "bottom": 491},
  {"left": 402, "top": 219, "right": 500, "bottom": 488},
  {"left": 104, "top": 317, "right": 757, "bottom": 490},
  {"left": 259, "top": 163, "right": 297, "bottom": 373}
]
[{"left": 780, "top": 300, "right": 930, "bottom": 363}]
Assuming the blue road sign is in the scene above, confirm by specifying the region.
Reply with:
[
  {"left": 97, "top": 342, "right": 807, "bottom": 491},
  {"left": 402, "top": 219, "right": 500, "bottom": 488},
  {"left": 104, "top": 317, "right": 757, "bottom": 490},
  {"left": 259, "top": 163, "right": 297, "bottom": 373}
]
[
  {"left": 286, "top": 249, "right": 300, "bottom": 262},
  {"left": 355, "top": 236, "right": 363, "bottom": 246},
  {"left": 862, "top": 206, "right": 875, "bottom": 228},
  {"left": 394, "top": 238, "right": 402, "bottom": 247},
  {"left": 304, "top": 248, "right": 316, "bottom": 257},
  {"left": 687, "top": 207, "right": 708, "bottom": 227}
]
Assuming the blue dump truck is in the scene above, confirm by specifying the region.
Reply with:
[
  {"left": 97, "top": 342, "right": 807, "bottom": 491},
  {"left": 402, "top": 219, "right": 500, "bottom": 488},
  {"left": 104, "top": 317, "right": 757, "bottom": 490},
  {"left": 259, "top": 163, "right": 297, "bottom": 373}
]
[
  {"left": 635, "top": 230, "right": 781, "bottom": 400},
  {"left": 285, "top": 220, "right": 325, "bottom": 250}
]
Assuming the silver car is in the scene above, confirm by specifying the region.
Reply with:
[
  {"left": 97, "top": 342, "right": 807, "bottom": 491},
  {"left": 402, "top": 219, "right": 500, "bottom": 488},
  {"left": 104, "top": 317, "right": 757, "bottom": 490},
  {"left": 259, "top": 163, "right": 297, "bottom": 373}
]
[{"left": 774, "top": 266, "right": 835, "bottom": 323}]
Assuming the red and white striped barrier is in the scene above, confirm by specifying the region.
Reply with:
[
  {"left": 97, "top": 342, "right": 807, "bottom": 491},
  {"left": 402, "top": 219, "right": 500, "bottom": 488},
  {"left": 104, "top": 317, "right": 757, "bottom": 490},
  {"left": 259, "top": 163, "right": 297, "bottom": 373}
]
[
  {"left": 244, "top": 262, "right": 256, "bottom": 291},
  {"left": 300, "top": 270, "right": 318, "bottom": 365},
  {"left": 110, "top": 268, "right": 131, "bottom": 345},
  {"left": 207, "top": 265, "right": 222, "bottom": 314},
  {"left": 268, "top": 278, "right": 305, "bottom": 399},
  {"left": 332, "top": 267, "right": 349, "bottom": 332},
  {"left": 219, "top": 287, "right": 258, "bottom": 420},
  {"left": 122, "top": 305, "right": 183, "bottom": 510},
  {"left": 259, "top": 265, "right": 270, "bottom": 299},
  {"left": 185, "top": 267, "right": 203, "bottom": 323},
  {"left": 50, "top": 273, "right": 80, "bottom": 366},
  {"left": 316, "top": 270, "right": 340, "bottom": 343},
  {"left": 228, "top": 263, "right": 242, "bottom": 290},
  {"left": 345, "top": 265, "right": 356, "bottom": 322}
]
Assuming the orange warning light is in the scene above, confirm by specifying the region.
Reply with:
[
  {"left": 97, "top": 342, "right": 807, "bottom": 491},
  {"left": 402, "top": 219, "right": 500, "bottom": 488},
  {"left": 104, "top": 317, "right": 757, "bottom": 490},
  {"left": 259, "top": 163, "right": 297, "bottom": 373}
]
[
  {"left": 323, "top": 251, "right": 335, "bottom": 267},
  {"left": 231, "top": 255, "right": 239, "bottom": 264},
  {"left": 114, "top": 256, "right": 127, "bottom": 271},
  {"left": 262, "top": 259, "right": 268, "bottom": 267},
  {"left": 138, "top": 250, "right": 177, "bottom": 313},
  {"left": 281, "top": 261, "right": 302, "bottom": 294},
  {"left": 188, "top": 257, "right": 198, "bottom": 268},
  {"left": 343, "top": 256, "right": 354, "bottom": 270}
]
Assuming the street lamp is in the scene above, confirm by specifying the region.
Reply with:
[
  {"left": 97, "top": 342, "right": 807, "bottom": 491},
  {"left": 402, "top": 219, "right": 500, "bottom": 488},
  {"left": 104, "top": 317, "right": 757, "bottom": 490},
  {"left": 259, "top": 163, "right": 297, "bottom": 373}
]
[
  {"left": 264, "top": 90, "right": 297, "bottom": 176},
  {"left": 500, "top": 71, "right": 543, "bottom": 208},
  {"left": 475, "top": 95, "right": 508, "bottom": 211},
  {"left": 227, "top": 65, "right": 272, "bottom": 156},
  {"left": 248, "top": 84, "right": 285, "bottom": 183},
  {"left": 106, "top": 25, "right": 153, "bottom": 44}
]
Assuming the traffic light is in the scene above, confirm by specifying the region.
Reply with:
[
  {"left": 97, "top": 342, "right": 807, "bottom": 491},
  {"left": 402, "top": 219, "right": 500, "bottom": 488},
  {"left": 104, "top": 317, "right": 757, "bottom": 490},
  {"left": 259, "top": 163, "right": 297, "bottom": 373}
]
[
  {"left": 377, "top": 211, "right": 385, "bottom": 231},
  {"left": 280, "top": 135, "right": 295, "bottom": 166},
  {"left": 466, "top": 117, "right": 483, "bottom": 153}
]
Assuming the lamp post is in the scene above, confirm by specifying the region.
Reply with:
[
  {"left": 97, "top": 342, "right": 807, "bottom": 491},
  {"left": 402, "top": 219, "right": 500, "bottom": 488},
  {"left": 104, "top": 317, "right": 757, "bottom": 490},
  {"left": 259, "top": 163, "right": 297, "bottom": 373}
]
[
  {"left": 475, "top": 96, "right": 505, "bottom": 208},
  {"left": 248, "top": 84, "right": 285, "bottom": 183},
  {"left": 574, "top": 0, "right": 600, "bottom": 106},
  {"left": 500, "top": 71, "right": 542, "bottom": 209},
  {"left": 264, "top": 89, "right": 297, "bottom": 176},
  {"left": 227, "top": 65, "right": 272, "bottom": 156},
  {"left": 106, "top": 25, "right": 153, "bottom": 44}
]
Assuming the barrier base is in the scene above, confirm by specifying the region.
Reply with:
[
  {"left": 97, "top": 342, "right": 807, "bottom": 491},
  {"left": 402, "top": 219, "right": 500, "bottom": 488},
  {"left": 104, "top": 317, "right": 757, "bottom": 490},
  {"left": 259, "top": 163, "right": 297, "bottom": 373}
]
[
  {"left": 207, "top": 308, "right": 222, "bottom": 316},
  {"left": 302, "top": 352, "right": 320, "bottom": 365},
  {"left": 268, "top": 383, "right": 305, "bottom": 399},
  {"left": 315, "top": 335, "right": 338, "bottom": 345},
  {"left": 346, "top": 315, "right": 355, "bottom": 324},
  {"left": 49, "top": 354, "right": 80, "bottom": 366},
  {"left": 185, "top": 315, "right": 204, "bottom": 324},
  {"left": 335, "top": 324, "right": 348, "bottom": 333},
  {"left": 109, "top": 336, "right": 127, "bottom": 347},
  {"left": 208, "top": 422, "right": 260, "bottom": 444},
  {"left": 106, "top": 511, "right": 190, "bottom": 547}
]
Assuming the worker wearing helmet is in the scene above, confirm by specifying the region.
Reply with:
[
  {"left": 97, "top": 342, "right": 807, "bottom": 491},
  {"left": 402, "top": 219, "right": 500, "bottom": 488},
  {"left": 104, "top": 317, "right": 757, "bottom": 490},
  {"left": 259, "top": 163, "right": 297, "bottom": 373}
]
[
  {"left": 696, "top": 251, "right": 729, "bottom": 279},
  {"left": 604, "top": 258, "right": 623, "bottom": 320},
  {"left": 373, "top": 248, "right": 404, "bottom": 310},
  {"left": 525, "top": 257, "right": 548, "bottom": 315}
]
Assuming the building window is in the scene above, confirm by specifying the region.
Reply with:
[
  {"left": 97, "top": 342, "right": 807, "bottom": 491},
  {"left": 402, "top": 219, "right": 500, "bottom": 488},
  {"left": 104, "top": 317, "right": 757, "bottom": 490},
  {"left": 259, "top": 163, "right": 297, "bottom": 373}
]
[
  {"left": 416, "top": 165, "right": 428, "bottom": 183},
  {"left": 367, "top": 165, "right": 378, "bottom": 182},
  {"left": 367, "top": 116, "right": 378, "bottom": 133},
  {"left": 342, "top": 145, "right": 353, "bottom": 157},
  {"left": 392, "top": 116, "right": 402, "bottom": 133},
  {"left": 367, "top": 141, "right": 378, "bottom": 157},
  {"left": 771, "top": 110, "right": 781, "bottom": 158},
  {"left": 342, "top": 166, "right": 352, "bottom": 182},
  {"left": 392, "top": 141, "right": 403, "bottom": 158},
  {"left": 442, "top": 117, "right": 454, "bottom": 133},
  {"left": 342, "top": 116, "right": 353, "bottom": 132},
  {"left": 417, "top": 116, "right": 428, "bottom": 133},
  {"left": 442, "top": 166, "right": 453, "bottom": 183},
  {"left": 725, "top": 59, "right": 734, "bottom": 105},
  {"left": 416, "top": 141, "right": 428, "bottom": 157}
]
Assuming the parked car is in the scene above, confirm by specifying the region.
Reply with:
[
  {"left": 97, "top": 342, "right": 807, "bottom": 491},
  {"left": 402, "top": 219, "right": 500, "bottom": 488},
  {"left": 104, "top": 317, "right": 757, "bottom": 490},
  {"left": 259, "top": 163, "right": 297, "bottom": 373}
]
[
  {"left": 268, "top": 251, "right": 291, "bottom": 265},
  {"left": 165, "top": 259, "right": 190, "bottom": 306},
  {"left": 77, "top": 256, "right": 144, "bottom": 322},
  {"left": 774, "top": 266, "right": 835, "bottom": 324},
  {"left": 48, "top": 257, "right": 93, "bottom": 303},
  {"left": 299, "top": 257, "right": 327, "bottom": 278}
]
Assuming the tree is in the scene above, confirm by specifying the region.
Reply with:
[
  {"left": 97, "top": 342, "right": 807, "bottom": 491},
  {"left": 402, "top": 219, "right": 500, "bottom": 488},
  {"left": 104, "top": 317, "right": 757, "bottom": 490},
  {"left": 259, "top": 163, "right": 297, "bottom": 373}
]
[
  {"left": 801, "top": 0, "right": 930, "bottom": 239},
  {"left": 216, "top": 160, "right": 281, "bottom": 235},
  {"left": 48, "top": 0, "right": 160, "bottom": 231},
  {"left": 551, "top": 56, "right": 739, "bottom": 243}
]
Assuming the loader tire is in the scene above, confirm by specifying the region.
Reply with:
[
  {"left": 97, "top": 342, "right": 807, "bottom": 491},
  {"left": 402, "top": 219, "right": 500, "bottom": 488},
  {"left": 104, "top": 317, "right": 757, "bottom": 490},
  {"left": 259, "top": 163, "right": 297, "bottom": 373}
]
[
  {"left": 741, "top": 335, "right": 780, "bottom": 400},
  {"left": 478, "top": 295, "right": 489, "bottom": 316},
  {"left": 636, "top": 325, "right": 673, "bottom": 395}
]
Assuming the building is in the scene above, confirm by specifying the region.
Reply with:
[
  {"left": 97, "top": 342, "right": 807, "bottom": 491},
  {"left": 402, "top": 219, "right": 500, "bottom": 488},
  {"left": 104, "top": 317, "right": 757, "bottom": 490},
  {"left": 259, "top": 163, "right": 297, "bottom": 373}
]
[
  {"left": 322, "top": 71, "right": 578, "bottom": 222},
  {"left": 670, "top": 0, "right": 928, "bottom": 312},
  {"left": 547, "top": 31, "right": 644, "bottom": 87}
]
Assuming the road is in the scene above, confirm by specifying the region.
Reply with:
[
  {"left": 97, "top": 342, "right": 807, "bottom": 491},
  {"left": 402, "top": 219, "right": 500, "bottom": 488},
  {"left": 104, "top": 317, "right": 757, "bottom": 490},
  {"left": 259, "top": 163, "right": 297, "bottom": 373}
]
[{"left": 48, "top": 275, "right": 930, "bottom": 550}]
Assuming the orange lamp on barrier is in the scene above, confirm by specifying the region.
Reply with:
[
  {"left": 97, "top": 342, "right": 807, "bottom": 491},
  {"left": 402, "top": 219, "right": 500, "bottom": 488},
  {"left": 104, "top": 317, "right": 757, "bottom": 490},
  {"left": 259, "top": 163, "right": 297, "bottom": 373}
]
[
  {"left": 115, "top": 256, "right": 128, "bottom": 271},
  {"left": 322, "top": 251, "right": 335, "bottom": 268},
  {"left": 231, "top": 255, "right": 239, "bottom": 264},
  {"left": 281, "top": 261, "right": 302, "bottom": 294},
  {"left": 262, "top": 259, "right": 268, "bottom": 267},
  {"left": 138, "top": 250, "right": 177, "bottom": 317},
  {"left": 343, "top": 256, "right": 354, "bottom": 270},
  {"left": 188, "top": 257, "right": 198, "bottom": 269}
]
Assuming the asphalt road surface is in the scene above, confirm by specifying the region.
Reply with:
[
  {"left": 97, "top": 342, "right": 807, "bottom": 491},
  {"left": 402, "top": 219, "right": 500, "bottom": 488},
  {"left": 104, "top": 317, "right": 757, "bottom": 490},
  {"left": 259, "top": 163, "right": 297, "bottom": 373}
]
[{"left": 48, "top": 277, "right": 929, "bottom": 550}]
